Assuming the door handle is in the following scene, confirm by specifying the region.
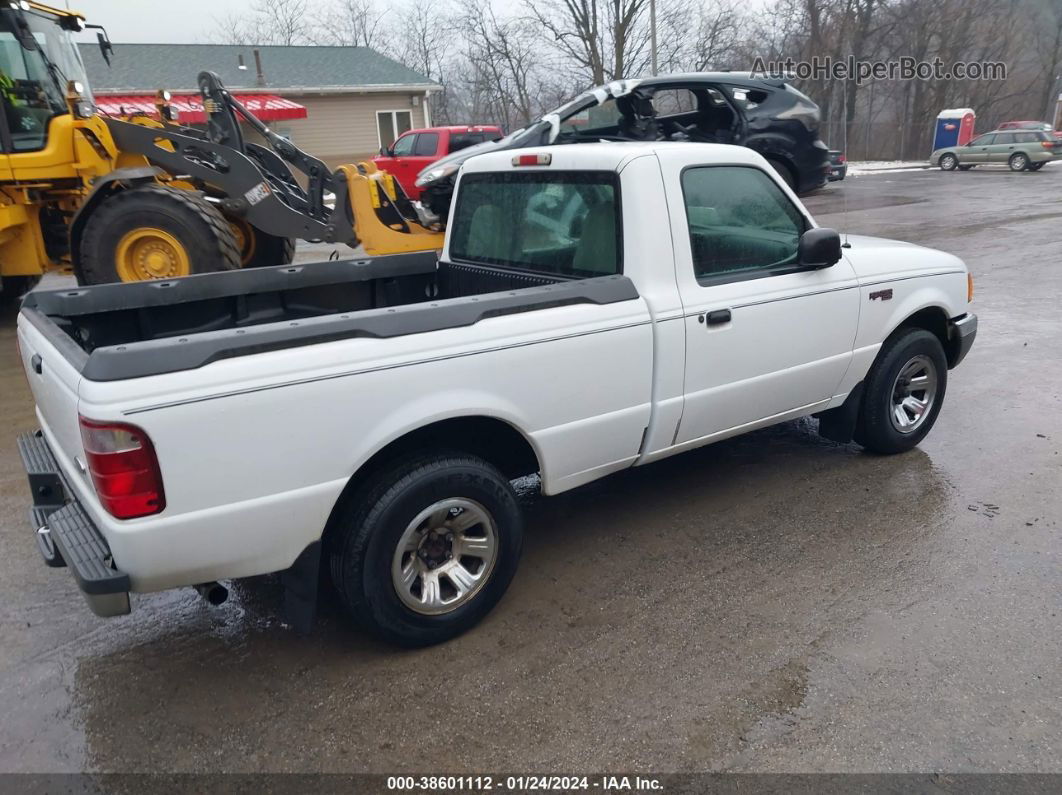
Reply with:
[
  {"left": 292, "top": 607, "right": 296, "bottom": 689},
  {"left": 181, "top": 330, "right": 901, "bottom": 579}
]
[
  {"left": 703, "top": 309, "right": 732, "bottom": 326},
  {"left": 31, "top": 353, "right": 43, "bottom": 374}
]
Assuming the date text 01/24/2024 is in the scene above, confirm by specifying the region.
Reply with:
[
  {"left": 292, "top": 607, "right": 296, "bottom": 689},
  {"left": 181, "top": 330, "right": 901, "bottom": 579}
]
[{"left": 386, "top": 775, "right": 664, "bottom": 791}]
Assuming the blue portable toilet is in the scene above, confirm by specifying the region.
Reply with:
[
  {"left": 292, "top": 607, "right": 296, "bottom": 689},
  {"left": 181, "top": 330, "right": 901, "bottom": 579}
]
[{"left": 933, "top": 108, "right": 976, "bottom": 153}]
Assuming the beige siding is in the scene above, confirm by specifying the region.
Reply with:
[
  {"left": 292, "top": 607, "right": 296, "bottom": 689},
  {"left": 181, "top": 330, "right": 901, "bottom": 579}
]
[{"left": 258, "top": 93, "right": 429, "bottom": 169}]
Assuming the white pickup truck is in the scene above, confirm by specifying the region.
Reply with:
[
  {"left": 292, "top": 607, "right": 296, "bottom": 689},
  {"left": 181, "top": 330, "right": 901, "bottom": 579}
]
[{"left": 16, "top": 143, "right": 977, "bottom": 646}]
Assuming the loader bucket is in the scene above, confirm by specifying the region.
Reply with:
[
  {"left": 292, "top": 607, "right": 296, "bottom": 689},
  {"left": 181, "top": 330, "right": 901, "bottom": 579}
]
[{"left": 338, "top": 164, "right": 445, "bottom": 256}]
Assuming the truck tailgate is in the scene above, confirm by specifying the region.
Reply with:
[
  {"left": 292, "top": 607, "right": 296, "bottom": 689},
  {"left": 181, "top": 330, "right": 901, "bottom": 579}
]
[{"left": 17, "top": 315, "right": 85, "bottom": 481}]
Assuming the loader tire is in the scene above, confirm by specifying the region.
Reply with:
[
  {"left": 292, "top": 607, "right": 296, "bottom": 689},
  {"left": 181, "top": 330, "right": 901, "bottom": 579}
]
[
  {"left": 229, "top": 217, "right": 296, "bottom": 268},
  {"left": 78, "top": 185, "right": 240, "bottom": 285}
]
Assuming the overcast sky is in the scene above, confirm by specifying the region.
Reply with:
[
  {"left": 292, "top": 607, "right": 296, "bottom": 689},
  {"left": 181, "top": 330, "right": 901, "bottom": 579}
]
[
  {"left": 68, "top": 0, "right": 248, "bottom": 43},
  {"left": 72, "top": 0, "right": 767, "bottom": 45}
]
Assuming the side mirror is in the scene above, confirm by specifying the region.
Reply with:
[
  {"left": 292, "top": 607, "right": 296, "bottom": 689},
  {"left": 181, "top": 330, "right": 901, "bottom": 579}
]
[
  {"left": 379, "top": 146, "right": 391, "bottom": 156},
  {"left": 85, "top": 24, "right": 114, "bottom": 66},
  {"left": 798, "top": 227, "right": 842, "bottom": 269}
]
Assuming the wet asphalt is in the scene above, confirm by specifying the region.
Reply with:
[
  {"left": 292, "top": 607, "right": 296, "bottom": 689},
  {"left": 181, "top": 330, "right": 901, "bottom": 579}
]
[{"left": 0, "top": 165, "right": 1059, "bottom": 775}]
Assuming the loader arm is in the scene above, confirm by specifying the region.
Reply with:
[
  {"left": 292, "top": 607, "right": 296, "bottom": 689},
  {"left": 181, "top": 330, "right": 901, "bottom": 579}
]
[{"left": 103, "top": 71, "right": 444, "bottom": 254}]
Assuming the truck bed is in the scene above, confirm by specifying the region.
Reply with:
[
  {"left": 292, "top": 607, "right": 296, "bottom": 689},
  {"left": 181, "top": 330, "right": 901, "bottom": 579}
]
[{"left": 20, "top": 253, "right": 638, "bottom": 381}]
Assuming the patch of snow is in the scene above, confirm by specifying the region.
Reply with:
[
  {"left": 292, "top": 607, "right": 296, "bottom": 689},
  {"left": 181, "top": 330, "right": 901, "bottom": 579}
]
[{"left": 847, "top": 161, "right": 929, "bottom": 176}]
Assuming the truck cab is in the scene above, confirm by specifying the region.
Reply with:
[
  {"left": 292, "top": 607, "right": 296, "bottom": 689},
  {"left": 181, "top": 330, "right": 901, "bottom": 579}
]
[{"left": 373, "top": 125, "right": 503, "bottom": 199}]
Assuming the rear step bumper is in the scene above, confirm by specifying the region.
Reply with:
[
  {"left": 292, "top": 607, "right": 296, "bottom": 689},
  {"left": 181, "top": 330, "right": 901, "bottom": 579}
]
[{"left": 16, "top": 430, "right": 131, "bottom": 618}]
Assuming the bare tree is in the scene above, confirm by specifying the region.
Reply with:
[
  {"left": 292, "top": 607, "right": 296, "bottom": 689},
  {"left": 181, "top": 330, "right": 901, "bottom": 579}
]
[
  {"left": 1033, "top": 0, "right": 1062, "bottom": 121},
  {"left": 390, "top": 0, "right": 450, "bottom": 80},
  {"left": 315, "top": 0, "right": 390, "bottom": 48},
  {"left": 525, "top": 0, "right": 654, "bottom": 84},
  {"left": 207, "top": 0, "right": 311, "bottom": 45},
  {"left": 456, "top": 0, "right": 542, "bottom": 128}
]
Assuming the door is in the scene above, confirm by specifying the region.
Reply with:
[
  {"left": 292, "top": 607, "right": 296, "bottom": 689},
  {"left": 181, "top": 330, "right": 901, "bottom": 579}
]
[
  {"left": 398, "top": 130, "right": 440, "bottom": 197},
  {"left": 662, "top": 160, "right": 860, "bottom": 446},
  {"left": 375, "top": 130, "right": 416, "bottom": 185},
  {"left": 965, "top": 133, "right": 995, "bottom": 163},
  {"left": 988, "top": 132, "right": 1016, "bottom": 163}
]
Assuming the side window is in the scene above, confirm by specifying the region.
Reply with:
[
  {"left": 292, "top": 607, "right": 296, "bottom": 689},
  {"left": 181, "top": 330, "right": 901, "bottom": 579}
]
[
  {"left": 652, "top": 88, "right": 699, "bottom": 116},
  {"left": 391, "top": 133, "right": 417, "bottom": 156},
  {"left": 450, "top": 132, "right": 483, "bottom": 152},
  {"left": 559, "top": 100, "right": 623, "bottom": 137},
  {"left": 727, "top": 86, "right": 769, "bottom": 111},
  {"left": 993, "top": 133, "right": 1015, "bottom": 145},
  {"left": 973, "top": 134, "right": 996, "bottom": 146},
  {"left": 413, "top": 132, "right": 439, "bottom": 156},
  {"left": 682, "top": 166, "right": 806, "bottom": 282},
  {"left": 1014, "top": 132, "right": 1036, "bottom": 144}
]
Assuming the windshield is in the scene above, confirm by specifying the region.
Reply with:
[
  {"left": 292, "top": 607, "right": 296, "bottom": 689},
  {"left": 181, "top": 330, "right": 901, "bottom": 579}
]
[{"left": 0, "top": 9, "right": 92, "bottom": 152}]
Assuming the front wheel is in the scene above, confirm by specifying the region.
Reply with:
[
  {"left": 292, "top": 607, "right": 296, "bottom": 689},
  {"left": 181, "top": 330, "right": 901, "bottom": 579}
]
[
  {"left": 855, "top": 328, "right": 948, "bottom": 454},
  {"left": 939, "top": 153, "right": 959, "bottom": 171},
  {"left": 78, "top": 185, "right": 240, "bottom": 285},
  {"left": 1009, "top": 152, "right": 1030, "bottom": 171},
  {"left": 328, "top": 452, "right": 523, "bottom": 646}
]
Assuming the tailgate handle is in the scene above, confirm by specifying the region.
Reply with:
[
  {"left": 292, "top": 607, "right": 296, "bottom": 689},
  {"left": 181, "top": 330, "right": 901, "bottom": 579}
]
[{"left": 31, "top": 354, "right": 43, "bottom": 375}]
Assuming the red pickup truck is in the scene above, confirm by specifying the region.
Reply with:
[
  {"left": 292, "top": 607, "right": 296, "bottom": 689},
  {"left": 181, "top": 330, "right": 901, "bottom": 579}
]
[{"left": 373, "top": 125, "right": 503, "bottom": 199}]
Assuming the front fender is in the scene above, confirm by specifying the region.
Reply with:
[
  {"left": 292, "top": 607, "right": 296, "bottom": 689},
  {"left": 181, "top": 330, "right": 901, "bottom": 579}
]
[{"left": 68, "top": 165, "right": 162, "bottom": 280}]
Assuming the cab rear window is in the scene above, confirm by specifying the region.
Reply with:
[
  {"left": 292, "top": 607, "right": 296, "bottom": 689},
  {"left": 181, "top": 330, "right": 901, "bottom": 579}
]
[{"left": 449, "top": 172, "right": 621, "bottom": 277}]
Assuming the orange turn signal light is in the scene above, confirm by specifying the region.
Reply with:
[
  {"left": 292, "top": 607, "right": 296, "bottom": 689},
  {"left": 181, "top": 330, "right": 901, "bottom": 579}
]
[{"left": 967, "top": 273, "right": 975, "bottom": 302}]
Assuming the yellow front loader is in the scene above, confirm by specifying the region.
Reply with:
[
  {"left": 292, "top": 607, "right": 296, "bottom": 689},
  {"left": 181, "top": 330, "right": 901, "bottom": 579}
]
[{"left": 0, "top": 1, "right": 443, "bottom": 294}]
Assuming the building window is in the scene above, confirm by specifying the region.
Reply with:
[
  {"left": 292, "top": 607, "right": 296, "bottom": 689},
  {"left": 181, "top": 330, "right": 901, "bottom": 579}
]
[{"left": 377, "top": 110, "right": 413, "bottom": 150}]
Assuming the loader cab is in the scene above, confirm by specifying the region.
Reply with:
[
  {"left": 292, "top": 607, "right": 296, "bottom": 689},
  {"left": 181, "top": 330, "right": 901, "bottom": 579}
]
[{"left": 0, "top": 3, "right": 92, "bottom": 155}]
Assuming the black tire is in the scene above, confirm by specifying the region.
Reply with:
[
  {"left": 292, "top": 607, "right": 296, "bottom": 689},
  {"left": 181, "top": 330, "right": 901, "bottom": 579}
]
[
  {"left": 78, "top": 184, "right": 240, "bottom": 285},
  {"left": 939, "top": 153, "right": 959, "bottom": 171},
  {"left": 328, "top": 451, "right": 523, "bottom": 647},
  {"left": 1009, "top": 152, "right": 1030, "bottom": 172},
  {"left": 1029, "top": 162, "right": 1045, "bottom": 171},
  {"left": 0, "top": 275, "right": 41, "bottom": 302},
  {"left": 229, "top": 217, "right": 296, "bottom": 268},
  {"left": 958, "top": 164, "right": 975, "bottom": 171},
  {"left": 768, "top": 158, "right": 797, "bottom": 190},
  {"left": 855, "top": 328, "right": 948, "bottom": 455}
]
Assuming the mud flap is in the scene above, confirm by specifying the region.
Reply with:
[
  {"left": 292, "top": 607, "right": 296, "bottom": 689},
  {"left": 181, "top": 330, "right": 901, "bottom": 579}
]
[
  {"left": 815, "top": 382, "right": 865, "bottom": 444},
  {"left": 281, "top": 540, "right": 321, "bottom": 635}
]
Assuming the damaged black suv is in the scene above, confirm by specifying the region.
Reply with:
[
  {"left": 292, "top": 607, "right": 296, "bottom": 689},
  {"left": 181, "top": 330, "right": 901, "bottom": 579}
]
[{"left": 415, "top": 73, "right": 831, "bottom": 223}]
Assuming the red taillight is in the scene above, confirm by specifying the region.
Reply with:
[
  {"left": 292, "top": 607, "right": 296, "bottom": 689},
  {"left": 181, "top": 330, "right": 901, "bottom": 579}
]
[
  {"left": 79, "top": 416, "right": 165, "bottom": 519},
  {"left": 1042, "top": 141, "right": 1054, "bottom": 149},
  {"left": 837, "top": 154, "right": 847, "bottom": 163},
  {"left": 512, "top": 153, "right": 551, "bottom": 166}
]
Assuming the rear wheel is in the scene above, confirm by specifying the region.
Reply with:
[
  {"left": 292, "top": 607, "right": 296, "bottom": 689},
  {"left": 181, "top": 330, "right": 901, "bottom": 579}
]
[
  {"left": 1009, "top": 152, "right": 1030, "bottom": 171},
  {"left": 767, "top": 158, "right": 797, "bottom": 190},
  {"left": 228, "top": 217, "right": 296, "bottom": 268},
  {"left": 939, "top": 153, "right": 959, "bottom": 171},
  {"left": 79, "top": 185, "right": 240, "bottom": 285},
  {"left": 328, "top": 451, "right": 523, "bottom": 646},
  {"left": 855, "top": 328, "right": 948, "bottom": 455}
]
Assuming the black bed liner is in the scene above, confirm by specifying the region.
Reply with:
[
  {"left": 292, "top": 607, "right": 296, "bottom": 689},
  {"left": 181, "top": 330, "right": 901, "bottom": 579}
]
[{"left": 21, "top": 253, "right": 640, "bottom": 382}]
